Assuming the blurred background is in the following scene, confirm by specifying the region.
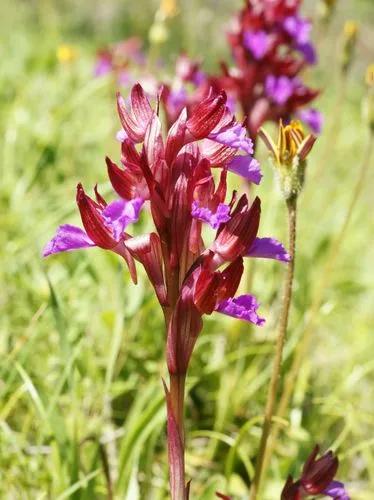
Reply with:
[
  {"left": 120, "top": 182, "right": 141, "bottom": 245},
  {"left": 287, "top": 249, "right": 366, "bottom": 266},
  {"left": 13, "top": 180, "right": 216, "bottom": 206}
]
[{"left": 0, "top": 0, "right": 373, "bottom": 498}]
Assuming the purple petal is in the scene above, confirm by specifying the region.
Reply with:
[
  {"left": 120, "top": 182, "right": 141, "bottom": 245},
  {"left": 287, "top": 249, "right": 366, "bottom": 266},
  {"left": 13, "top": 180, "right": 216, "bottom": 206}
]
[
  {"left": 191, "top": 201, "right": 231, "bottom": 229},
  {"left": 94, "top": 57, "right": 112, "bottom": 77},
  {"left": 118, "top": 70, "right": 131, "bottom": 86},
  {"left": 43, "top": 224, "right": 94, "bottom": 257},
  {"left": 283, "top": 15, "right": 312, "bottom": 45},
  {"left": 209, "top": 122, "right": 253, "bottom": 154},
  {"left": 243, "top": 30, "right": 269, "bottom": 60},
  {"left": 227, "top": 155, "right": 262, "bottom": 184},
  {"left": 246, "top": 237, "right": 290, "bottom": 262},
  {"left": 167, "top": 87, "right": 188, "bottom": 117},
  {"left": 297, "top": 42, "right": 317, "bottom": 64},
  {"left": 297, "top": 108, "right": 323, "bottom": 134},
  {"left": 191, "top": 70, "right": 206, "bottom": 86},
  {"left": 265, "top": 75, "right": 295, "bottom": 105},
  {"left": 323, "top": 481, "right": 350, "bottom": 500},
  {"left": 216, "top": 295, "right": 265, "bottom": 326},
  {"left": 102, "top": 197, "right": 144, "bottom": 240}
]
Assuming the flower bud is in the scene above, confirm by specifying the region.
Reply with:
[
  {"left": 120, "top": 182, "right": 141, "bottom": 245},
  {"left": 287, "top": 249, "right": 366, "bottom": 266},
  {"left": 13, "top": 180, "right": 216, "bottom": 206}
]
[
  {"left": 362, "top": 64, "right": 374, "bottom": 132},
  {"left": 341, "top": 20, "right": 359, "bottom": 75},
  {"left": 259, "top": 121, "right": 316, "bottom": 200},
  {"left": 316, "top": 0, "right": 338, "bottom": 26}
]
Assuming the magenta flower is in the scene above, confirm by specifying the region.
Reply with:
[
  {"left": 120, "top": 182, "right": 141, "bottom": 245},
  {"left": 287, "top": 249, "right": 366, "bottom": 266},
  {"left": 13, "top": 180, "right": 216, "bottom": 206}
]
[
  {"left": 297, "top": 108, "right": 323, "bottom": 134},
  {"left": 283, "top": 15, "right": 317, "bottom": 64},
  {"left": 216, "top": 295, "right": 265, "bottom": 325},
  {"left": 94, "top": 53, "right": 112, "bottom": 77},
  {"left": 191, "top": 201, "right": 231, "bottom": 229},
  {"left": 265, "top": 75, "right": 297, "bottom": 105},
  {"left": 281, "top": 445, "right": 350, "bottom": 500},
  {"left": 243, "top": 30, "right": 270, "bottom": 60},
  {"left": 94, "top": 37, "right": 145, "bottom": 84},
  {"left": 247, "top": 237, "right": 291, "bottom": 262},
  {"left": 44, "top": 84, "right": 288, "bottom": 499}
]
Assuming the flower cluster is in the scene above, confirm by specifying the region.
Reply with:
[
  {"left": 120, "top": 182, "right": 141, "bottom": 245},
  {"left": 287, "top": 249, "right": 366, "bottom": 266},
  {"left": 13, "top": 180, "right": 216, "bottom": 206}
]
[
  {"left": 223, "top": 0, "right": 322, "bottom": 136},
  {"left": 160, "top": 1, "right": 322, "bottom": 138},
  {"left": 44, "top": 84, "right": 290, "bottom": 497},
  {"left": 43, "top": 82, "right": 290, "bottom": 381},
  {"left": 281, "top": 445, "right": 350, "bottom": 500},
  {"left": 44, "top": 84, "right": 288, "bottom": 350}
]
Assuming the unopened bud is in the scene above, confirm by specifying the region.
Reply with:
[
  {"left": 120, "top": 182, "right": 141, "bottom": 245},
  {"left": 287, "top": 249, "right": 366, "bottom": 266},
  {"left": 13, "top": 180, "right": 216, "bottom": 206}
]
[
  {"left": 160, "top": 0, "right": 178, "bottom": 18},
  {"left": 362, "top": 64, "right": 374, "bottom": 131},
  {"left": 317, "top": 0, "right": 338, "bottom": 26},
  {"left": 149, "top": 22, "right": 168, "bottom": 45},
  {"left": 341, "top": 20, "right": 359, "bottom": 74}
]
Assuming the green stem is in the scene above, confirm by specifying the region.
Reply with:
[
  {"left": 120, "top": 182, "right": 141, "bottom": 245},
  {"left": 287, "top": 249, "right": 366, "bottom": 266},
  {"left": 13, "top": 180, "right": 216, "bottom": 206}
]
[{"left": 249, "top": 196, "right": 298, "bottom": 500}]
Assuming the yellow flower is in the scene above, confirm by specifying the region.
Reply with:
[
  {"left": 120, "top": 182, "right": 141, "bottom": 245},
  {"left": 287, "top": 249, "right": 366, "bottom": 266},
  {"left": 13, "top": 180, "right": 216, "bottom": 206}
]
[
  {"left": 343, "top": 20, "right": 358, "bottom": 39},
  {"left": 259, "top": 121, "right": 316, "bottom": 200},
  {"left": 259, "top": 121, "right": 315, "bottom": 168},
  {"left": 160, "top": 0, "right": 178, "bottom": 18},
  {"left": 57, "top": 44, "right": 78, "bottom": 64}
]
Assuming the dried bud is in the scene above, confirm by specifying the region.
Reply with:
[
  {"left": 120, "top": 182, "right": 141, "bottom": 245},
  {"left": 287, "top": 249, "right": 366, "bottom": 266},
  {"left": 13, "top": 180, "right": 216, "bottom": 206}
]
[{"left": 259, "top": 121, "right": 316, "bottom": 200}]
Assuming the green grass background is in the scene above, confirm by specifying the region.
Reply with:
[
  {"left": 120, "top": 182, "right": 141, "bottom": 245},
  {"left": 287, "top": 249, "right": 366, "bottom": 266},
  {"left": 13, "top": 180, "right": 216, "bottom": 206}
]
[{"left": 0, "top": 0, "right": 373, "bottom": 498}]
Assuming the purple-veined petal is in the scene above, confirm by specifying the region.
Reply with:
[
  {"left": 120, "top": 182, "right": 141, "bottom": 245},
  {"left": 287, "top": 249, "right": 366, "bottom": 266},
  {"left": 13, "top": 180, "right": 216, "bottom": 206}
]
[
  {"left": 297, "top": 108, "right": 323, "bottom": 134},
  {"left": 43, "top": 224, "right": 95, "bottom": 256},
  {"left": 246, "top": 237, "right": 290, "bottom": 262},
  {"left": 323, "top": 480, "right": 350, "bottom": 500},
  {"left": 191, "top": 201, "right": 231, "bottom": 229},
  {"left": 216, "top": 294, "right": 265, "bottom": 326},
  {"left": 227, "top": 155, "right": 262, "bottom": 184},
  {"left": 209, "top": 122, "right": 253, "bottom": 154},
  {"left": 243, "top": 30, "right": 269, "bottom": 60},
  {"left": 102, "top": 197, "right": 144, "bottom": 240}
]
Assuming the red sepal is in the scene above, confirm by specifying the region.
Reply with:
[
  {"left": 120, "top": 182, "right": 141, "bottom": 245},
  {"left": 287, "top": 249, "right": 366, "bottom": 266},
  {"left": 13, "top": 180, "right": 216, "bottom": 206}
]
[
  {"left": 186, "top": 91, "right": 227, "bottom": 140},
  {"left": 125, "top": 233, "right": 167, "bottom": 306},
  {"left": 76, "top": 183, "right": 116, "bottom": 250},
  {"left": 213, "top": 196, "right": 261, "bottom": 262}
]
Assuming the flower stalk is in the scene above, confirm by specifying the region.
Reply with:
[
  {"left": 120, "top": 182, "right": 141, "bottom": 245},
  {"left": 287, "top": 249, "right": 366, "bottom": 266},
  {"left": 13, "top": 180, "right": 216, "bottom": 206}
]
[
  {"left": 43, "top": 84, "right": 290, "bottom": 498},
  {"left": 249, "top": 196, "right": 297, "bottom": 500},
  {"left": 250, "top": 121, "right": 316, "bottom": 499},
  {"left": 261, "top": 65, "right": 374, "bottom": 478}
]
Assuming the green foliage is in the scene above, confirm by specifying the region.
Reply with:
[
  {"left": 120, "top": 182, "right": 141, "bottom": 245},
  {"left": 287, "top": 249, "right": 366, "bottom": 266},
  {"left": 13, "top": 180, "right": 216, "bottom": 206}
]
[{"left": 0, "top": 0, "right": 373, "bottom": 498}]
